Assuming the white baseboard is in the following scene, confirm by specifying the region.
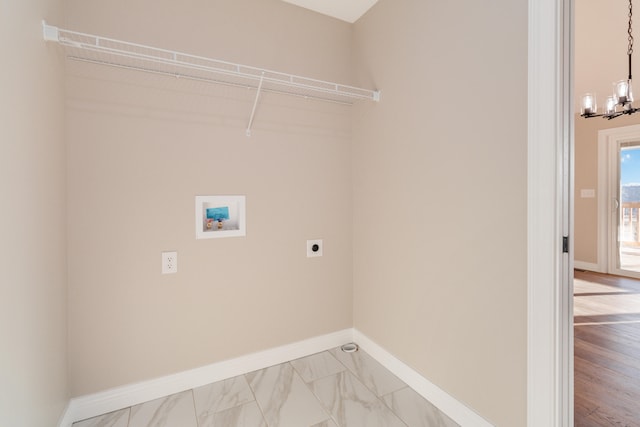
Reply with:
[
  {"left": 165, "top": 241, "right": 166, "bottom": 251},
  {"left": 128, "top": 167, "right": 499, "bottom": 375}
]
[
  {"left": 573, "top": 260, "right": 603, "bottom": 272},
  {"left": 353, "top": 329, "right": 494, "bottom": 427},
  {"left": 59, "top": 329, "right": 353, "bottom": 426},
  {"left": 57, "top": 401, "right": 73, "bottom": 427},
  {"left": 59, "top": 328, "right": 491, "bottom": 427}
]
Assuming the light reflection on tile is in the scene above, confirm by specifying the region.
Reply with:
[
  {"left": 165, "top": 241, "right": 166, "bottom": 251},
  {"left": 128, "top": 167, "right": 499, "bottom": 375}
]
[
  {"left": 330, "top": 347, "right": 406, "bottom": 397},
  {"left": 290, "top": 351, "right": 346, "bottom": 383},
  {"left": 193, "top": 375, "right": 255, "bottom": 425},
  {"left": 128, "top": 390, "right": 197, "bottom": 427},
  {"left": 382, "top": 386, "right": 459, "bottom": 427},
  {"left": 72, "top": 408, "right": 129, "bottom": 427},
  {"left": 309, "top": 370, "right": 406, "bottom": 427},
  {"left": 246, "top": 362, "right": 330, "bottom": 427},
  {"left": 206, "top": 401, "right": 267, "bottom": 427}
]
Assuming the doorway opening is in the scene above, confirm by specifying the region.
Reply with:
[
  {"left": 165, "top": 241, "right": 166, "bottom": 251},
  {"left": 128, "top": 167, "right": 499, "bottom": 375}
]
[
  {"left": 617, "top": 143, "right": 640, "bottom": 274},
  {"left": 597, "top": 124, "right": 640, "bottom": 279}
]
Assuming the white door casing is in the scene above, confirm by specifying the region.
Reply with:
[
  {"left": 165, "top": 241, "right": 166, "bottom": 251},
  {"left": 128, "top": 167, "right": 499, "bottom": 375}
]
[{"left": 528, "top": 0, "right": 573, "bottom": 425}]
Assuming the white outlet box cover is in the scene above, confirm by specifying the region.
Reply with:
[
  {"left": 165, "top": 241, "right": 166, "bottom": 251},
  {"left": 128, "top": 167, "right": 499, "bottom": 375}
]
[
  {"left": 307, "top": 239, "right": 323, "bottom": 257},
  {"left": 580, "top": 189, "right": 596, "bottom": 198},
  {"left": 162, "top": 251, "right": 178, "bottom": 274}
]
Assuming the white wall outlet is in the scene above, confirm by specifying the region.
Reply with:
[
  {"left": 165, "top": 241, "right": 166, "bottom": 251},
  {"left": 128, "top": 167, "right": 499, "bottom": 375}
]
[
  {"left": 580, "top": 188, "right": 596, "bottom": 198},
  {"left": 162, "top": 251, "right": 178, "bottom": 274},
  {"left": 307, "top": 239, "right": 323, "bottom": 258}
]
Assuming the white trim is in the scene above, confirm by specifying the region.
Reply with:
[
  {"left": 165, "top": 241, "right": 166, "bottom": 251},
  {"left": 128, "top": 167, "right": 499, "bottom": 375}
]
[
  {"left": 353, "top": 330, "right": 494, "bottom": 427},
  {"left": 528, "top": 0, "right": 571, "bottom": 425},
  {"left": 598, "top": 130, "right": 609, "bottom": 274},
  {"left": 573, "top": 260, "right": 603, "bottom": 272},
  {"left": 562, "top": 0, "right": 575, "bottom": 422},
  {"left": 58, "top": 329, "right": 353, "bottom": 427},
  {"left": 56, "top": 401, "right": 73, "bottom": 427}
]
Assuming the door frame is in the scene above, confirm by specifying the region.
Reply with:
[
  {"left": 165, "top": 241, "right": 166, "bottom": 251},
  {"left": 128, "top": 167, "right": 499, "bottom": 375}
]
[{"left": 528, "top": 0, "right": 573, "bottom": 425}]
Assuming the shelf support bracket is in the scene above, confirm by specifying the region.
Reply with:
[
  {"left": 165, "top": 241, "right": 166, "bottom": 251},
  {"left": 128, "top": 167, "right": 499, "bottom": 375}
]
[
  {"left": 246, "top": 72, "right": 265, "bottom": 137},
  {"left": 42, "top": 21, "right": 59, "bottom": 42}
]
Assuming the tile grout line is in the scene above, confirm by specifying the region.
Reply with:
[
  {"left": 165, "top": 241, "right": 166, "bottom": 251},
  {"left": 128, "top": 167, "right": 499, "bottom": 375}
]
[
  {"left": 293, "top": 357, "right": 341, "bottom": 427},
  {"left": 286, "top": 361, "right": 335, "bottom": 427},
  {"left": 287, "top": 362, "right": 332, "bottom": 427},
  {"left": 331, "top": 348, "right": 387, "bottom": 399},
  {"left": 244, "top": 368, "right": 272, "bottom": 427},
  {"left": 189, "top": 389, "right": 200, "bottom": 427},
  {"left": 290, "top": 349, "right": 345, "bottom": 387},
  {"left": 378, "top": 386, "right": 412, "bottom": 426},
  {"left": 330, "top": 348, "right": 410, "bottom": 427},
  {"left": 287, "top": 351, "right": 333, "bottom": 427},
  {"left": 301, "top": 348, "right": 409, "bottom": 427}
]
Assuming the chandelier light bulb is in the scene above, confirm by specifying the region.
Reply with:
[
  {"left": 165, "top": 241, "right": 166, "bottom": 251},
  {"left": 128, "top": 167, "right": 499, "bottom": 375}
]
[
  {"left": 581, "top": 93, "right": 597, "bottom": 115},
  {"left": 605, "top": 96, "right": 618, "bottom": 115},
  {"left": 615, "top": 80, "right": 632, "bottom": 104}
]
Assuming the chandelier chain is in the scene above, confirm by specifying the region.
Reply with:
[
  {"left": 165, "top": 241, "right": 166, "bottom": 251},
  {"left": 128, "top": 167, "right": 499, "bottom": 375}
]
[{"left": 630, "top": 0, "right": 634, "bottom": 55}]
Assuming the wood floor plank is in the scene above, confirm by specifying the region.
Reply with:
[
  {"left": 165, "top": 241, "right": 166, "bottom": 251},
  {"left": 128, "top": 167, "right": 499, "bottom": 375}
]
[
  {"left": 574, "top": 339, "right": 640, "bottom": 383},
  {"left": 574, "top": 270, "right": 640, "bottom": 427}
]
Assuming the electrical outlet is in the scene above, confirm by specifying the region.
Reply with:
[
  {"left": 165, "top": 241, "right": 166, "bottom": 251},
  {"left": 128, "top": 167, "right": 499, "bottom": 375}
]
[
  {"left": 162, "top": 251, "right": 178, "bottom": 274},
  {"left": 307, "top": 239, "right": 323, "bottom": 258}
]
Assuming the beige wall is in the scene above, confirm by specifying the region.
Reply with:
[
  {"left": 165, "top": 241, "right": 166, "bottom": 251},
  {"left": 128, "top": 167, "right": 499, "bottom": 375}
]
[
  {"left": 351, "top": 1, "right": 528, "bottom": 425},
  {"left": 0, "top": 0, "right": 68, "bottom": 426},
  {"left": 65, "top": 0, "right": 354, "bottom": 395},
  {"left": 574, "top": 114, "right": 640, "bottom": 264}
]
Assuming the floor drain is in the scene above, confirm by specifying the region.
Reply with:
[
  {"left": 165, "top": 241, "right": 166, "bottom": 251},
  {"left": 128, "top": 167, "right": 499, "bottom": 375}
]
[{"left": 341, "top": 343, "right": 359, "bottom": 353}]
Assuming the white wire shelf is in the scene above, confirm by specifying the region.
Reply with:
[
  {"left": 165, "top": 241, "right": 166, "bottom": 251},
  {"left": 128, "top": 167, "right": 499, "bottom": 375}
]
[{"left": 42, "top": 22, "right": 380, "bottom": 113}]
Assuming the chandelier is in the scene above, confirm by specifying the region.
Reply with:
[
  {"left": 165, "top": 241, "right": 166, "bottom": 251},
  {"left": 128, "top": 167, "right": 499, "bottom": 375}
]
[{"left": 581, "top": 0, "right": 639, "bottom": 119}]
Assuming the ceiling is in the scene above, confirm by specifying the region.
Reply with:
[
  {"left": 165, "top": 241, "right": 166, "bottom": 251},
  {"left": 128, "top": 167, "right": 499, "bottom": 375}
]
[{"left": 281, "top": 0, "right": 379, "bottom": 23}]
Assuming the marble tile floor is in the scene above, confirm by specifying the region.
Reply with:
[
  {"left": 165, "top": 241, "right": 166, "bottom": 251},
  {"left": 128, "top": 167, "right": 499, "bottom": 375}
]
[{"left": 73, "top": 347, "right": 459, "bottom": 427}]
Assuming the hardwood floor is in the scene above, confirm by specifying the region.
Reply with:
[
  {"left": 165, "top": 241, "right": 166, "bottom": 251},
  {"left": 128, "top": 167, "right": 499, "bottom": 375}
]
[{"left": 574, "top": 270, "right": 640, "bottom": 426}]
